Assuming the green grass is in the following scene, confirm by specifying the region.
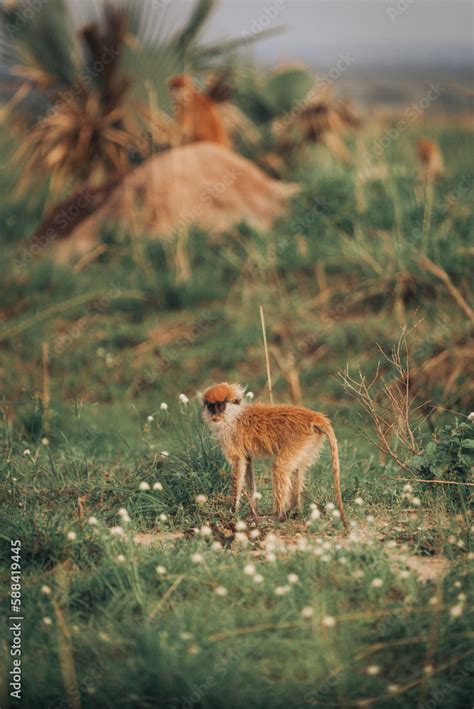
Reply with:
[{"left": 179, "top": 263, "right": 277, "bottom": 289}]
[{"left": 1, "top": 121, "right": 473, "bottom": 707}]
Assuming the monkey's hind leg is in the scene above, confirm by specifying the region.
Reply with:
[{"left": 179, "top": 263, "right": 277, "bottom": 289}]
[
  {"left": 287, "top": 440, "right": 322, "bottom": 516},
  {"left": 272, "top": 458, "right": 293, "bottom": 521},
  {"left": 231, "top": 457, "right": 247, "bottom": 514},
  {"left": 287, "top": 467, "right": 303, "bottom": 515}
]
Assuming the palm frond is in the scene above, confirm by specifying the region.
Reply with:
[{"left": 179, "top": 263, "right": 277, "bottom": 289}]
[{"left": 172, "top": 0, "right": 216, "bottom": 57}]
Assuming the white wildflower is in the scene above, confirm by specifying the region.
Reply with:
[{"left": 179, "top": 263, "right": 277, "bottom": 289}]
[
  {"left": 246, "top": 391, "right": 254, "bottom": 400},
  {"left": 214, "top": 586, "right": 228, "bottom": 596},
  {"left": 288, "top": 573, "right": 299, "bottom": 585},
  {"left": 250, "top": 529, "right": 260, "bottom": 539},
  {"left": 467, "top": 412, "right": 474, "bottom": 421},
  {"left": 322, "top": 616, "right": 336, "bottom": 628},
  {"left": 274, "top": 585, "right": 291, "bottom": 596},
  {"left": 195, "top": 494, "right": 207, "bottom": 505},
  {"left": 301, "top": 606, "right": 314, "bottom": 619},
  {"left": 110, "top": 526, "right": 125, "bottom": 537},
  {"left": 354, "top": 496, "right": 364, "bottom": 506},
  {"left": 450, "top": 604, "right": 464, "bottom": 619},
  {"left": 41, "top": 585, "right": 51, "bottom": 595},
  {"left": 180, "top": 632, "right": 193, "bottom": 641},
  {"left": 160, "top": 451, "right": 169, "bottom": 458},
  {"left": 160, "top": 402, "right": 168, "bottom": 411},
  {"left": 147, "top": 415, "right": 154, "bottom": 422},
  {"left": 310, "top": 508, "right": 321, "bottom": 520},
  {"left": 138, "top": 481, "right": 150, "bottom": 491},
  {"left": 326, "top": 502, "right": 335, "bottom": 511},
  {"left": 200, "top": 525, "right": 212, "bottom": 537},
  {"left": 87, "top": 516, "right": 98, "bottom": 526},
  {"left": 191, "top": 553, "right": 204, "bottom": 564},
  {"left": 371, "top": 578, "right": 383, "bottom": 588},
  {"left": 366, "top": 665, "right": 381, "bottom": 676},
  {"left": 118, "top": 508, "right": 130, "bottom": 522},
  {"left": 66, "top": 531, "right": 77, "bottom": 541},
  {"left": 153, "top": 481, "right": 163, "bottom": 491},
  {"left": 116, "top": 554, "right": 126, "bottom": 563},
  {"left": 253, "top": 573, "right": 264, "bottom": 584},
  {"left": 332, "top": 510, "right": 341, "bottom": 519},
  {"left": 244, "top": 563, "right": 256, "bottom": 576},
  {"left": 156, "top": 565, "right": 166, "bottom": 575},
  {"left": 179, "top": 393, "right": 189, "bottom": 404},
  {"left": 41, "top": 437, "right": 49, "bottom": 446},
  {"left": 211, "top": 541, "right": 223, "bottom": 551},
  {"left": 23, "top": 449, "right": 31, "bottom": 456},
  {"left": 43, "top": 617, "right": 52, "bottom": 626},
  {"left": 403, "top": 483, "right": 413, "bottom": 493},
  {"left": 159, "top": 513, "right": 168, "bottom": 522},
  {"left": 252, "top": 491, "right": 262, "bottom": 500},
  {"left": 412, "top": 497, "right": 421, "bottom": 507},
  {"left": 235, "top": 520, "right": 247, "bottom": 531},
  {"left": 235, "top": 532, "right": 248, "bottom": 544}
]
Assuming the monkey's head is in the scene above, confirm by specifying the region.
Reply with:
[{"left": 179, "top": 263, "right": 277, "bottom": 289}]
[
  {"left": 167, "top": 74, "right": 194, "bottom": 102},
  {"left": 201, "top": 382, "right": 245, "bottom": 426}
]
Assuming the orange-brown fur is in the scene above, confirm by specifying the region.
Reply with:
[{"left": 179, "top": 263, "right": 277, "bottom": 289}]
[
  {"left": 201, "top": 382, "right": 348, "bottom": 528},
  {"left": 417, "top": 137, "right": 444, "bottom": 180},
  {"left": 168, "top": 74, "right": 231, "bottom": 148}
]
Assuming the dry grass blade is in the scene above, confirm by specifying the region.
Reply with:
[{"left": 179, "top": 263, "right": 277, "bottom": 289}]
[{"left": 419, "top": 255, "right": 473, "bottom": 322}]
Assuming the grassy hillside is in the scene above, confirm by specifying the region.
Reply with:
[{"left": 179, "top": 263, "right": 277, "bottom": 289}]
[{"left": 0, "top": 120, "right": 473, "bottom": 708}]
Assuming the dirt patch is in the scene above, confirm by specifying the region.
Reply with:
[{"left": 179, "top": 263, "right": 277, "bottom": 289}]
[
  {"left": 404, "top": 555, "right": 451, "bottom": 582},
  {"left": 44, "top": 142, "right": 299, "bottom": 263},
  {"left": 134, "top": 531, "right": 184, "bottom": 547}
]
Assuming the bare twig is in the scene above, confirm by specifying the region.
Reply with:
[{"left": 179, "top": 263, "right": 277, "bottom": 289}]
[{"left": 340, "top": 327, "right": 427, "bottom": 472}]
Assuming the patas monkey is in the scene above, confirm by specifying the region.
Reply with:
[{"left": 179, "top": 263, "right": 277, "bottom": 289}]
[
  {"left": 201, "top": 382, "right": 348, "bottom": 529},
  {"left": 417, "top": 137, "right": 444, "bottom": 180},
  {"left": 167, "top": 74, "right": 231, "bottom": 147}
]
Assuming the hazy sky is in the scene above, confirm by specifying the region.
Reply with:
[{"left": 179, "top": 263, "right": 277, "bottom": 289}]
[{"left": 198, "top": 0, "right": 473, "bottom": 66}]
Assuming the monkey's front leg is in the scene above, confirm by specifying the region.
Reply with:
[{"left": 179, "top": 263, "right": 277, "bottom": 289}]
[
  {"left": 231, "top": 457, "right": 247, "bottom": 514},
  {"left": 245, "top": 457, "right": 258, "bottom": 516}
]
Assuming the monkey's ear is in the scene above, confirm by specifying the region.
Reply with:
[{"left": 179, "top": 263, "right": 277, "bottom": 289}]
[{"left": 233, "top": 383, "right": 247, "bottom": 400}]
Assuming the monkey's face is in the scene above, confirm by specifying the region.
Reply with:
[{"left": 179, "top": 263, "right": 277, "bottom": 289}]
[
  {"left": 203, "top": 399, "right": 228, "bottom": 423},
  {"left": 168, "top": 75, "right": 193, "bottom": 103},
  {"left": 201, "top": 383, "right": 245, "bottom": 428}
]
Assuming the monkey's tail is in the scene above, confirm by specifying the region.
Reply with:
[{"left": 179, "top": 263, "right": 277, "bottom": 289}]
[{"left": 323, "top": 422, "right": 349, "bottom": 531}]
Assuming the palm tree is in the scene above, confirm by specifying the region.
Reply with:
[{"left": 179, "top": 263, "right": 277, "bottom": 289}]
[{"left": 0, "top": 0, "right": 272, "bottom": 195}]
